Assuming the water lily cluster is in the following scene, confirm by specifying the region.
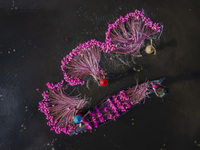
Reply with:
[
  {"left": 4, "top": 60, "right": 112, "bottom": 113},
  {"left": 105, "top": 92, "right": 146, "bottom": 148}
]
[{"left": 38, "top": 9, "right": 162, "bottom": 135}]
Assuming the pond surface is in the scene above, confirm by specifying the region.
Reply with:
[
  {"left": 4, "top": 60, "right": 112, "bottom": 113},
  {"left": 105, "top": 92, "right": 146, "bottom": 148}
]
[{"left": 0, "top": 0, "right": 200, "bottom": 149}]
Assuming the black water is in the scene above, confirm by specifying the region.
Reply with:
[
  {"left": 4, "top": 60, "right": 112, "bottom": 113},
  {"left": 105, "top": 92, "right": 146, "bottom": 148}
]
[{"left": 0, "top": 0, "right": 200, "bottom": 150}]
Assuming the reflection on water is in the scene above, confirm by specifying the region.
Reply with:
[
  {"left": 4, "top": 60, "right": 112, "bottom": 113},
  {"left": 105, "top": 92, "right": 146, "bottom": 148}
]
[
  {"left": 0, "top": 0, "right": 200, "bottom": 149},
  {"left": 0, "top": 74, "right": 23, "bottom": 145}
]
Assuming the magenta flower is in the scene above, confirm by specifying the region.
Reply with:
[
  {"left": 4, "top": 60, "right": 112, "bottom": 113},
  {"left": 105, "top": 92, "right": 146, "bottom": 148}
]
[
  {"left": 38, "top": 80, "right": 89, "bottom": 135},
  {"left": 105, "top": 9, "right": 162, "bottom": 56},
  {"left": 61, "top": 39, "right": 106, "bottom": 86}
]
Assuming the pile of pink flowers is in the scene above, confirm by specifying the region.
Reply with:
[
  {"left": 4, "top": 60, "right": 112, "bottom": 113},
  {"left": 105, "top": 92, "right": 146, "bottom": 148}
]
[
  {"left": 38, "top": 80, "right": 88, "bottom": 134},
  {"left": 61, "top": 39, "right": 105, "bottom": 86},
  {"left": 80, "top": 81, "right": 151, "bottom": 130},
  {"left": 105, "top": 9, "right": 161, "bottom": 55},
  {"left": 38, "top": 9, "right": 162, "bottom": 135}
]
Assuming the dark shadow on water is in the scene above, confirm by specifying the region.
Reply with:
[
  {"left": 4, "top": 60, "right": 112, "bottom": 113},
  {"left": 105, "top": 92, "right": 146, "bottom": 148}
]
[
  {"left": 166, "top": 71, "right": 200, "bottom": 84},
  {"left": 159, "top": 39, "right": 178, "bottom": 50}
]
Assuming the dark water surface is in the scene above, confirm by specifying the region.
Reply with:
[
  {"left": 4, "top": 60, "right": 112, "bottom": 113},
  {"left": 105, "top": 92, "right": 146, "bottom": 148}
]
[{"left": 0, "top": 0, "right": 200, "bottom": 150}]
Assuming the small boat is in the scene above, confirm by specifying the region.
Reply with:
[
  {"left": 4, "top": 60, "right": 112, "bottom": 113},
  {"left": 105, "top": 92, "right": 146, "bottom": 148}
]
[{"left": 69, "top": 77, "right": 167, "bottom": 136}]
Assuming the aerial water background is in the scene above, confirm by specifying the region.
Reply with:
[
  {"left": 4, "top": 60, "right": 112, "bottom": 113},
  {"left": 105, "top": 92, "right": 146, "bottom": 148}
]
[{"left": 0, "top": 0, "right": 200, "bottom": 149}]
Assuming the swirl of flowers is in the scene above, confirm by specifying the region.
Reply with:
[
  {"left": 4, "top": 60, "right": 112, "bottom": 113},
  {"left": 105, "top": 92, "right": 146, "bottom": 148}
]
[
  {"left": 38, "top": 80, "right": 89, "bottom": 134},
  {"left": 38, "top": 9, "right": 164, "bottom": 135},
  {"left": 104, "top": 9, "right": 162, "bottom": 56},
  {"left": 61, "top": 39, "right": 106, "bottom": 86}
]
